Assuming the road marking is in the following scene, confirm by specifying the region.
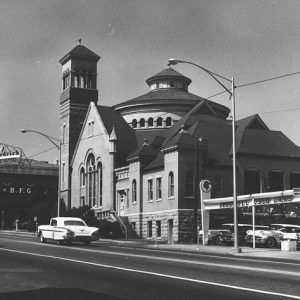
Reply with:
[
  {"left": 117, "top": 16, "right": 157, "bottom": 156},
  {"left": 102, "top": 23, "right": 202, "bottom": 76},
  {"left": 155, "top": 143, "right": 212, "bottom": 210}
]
[
  {"left": 1, "top": 247, "right": 300, "bottom": 299},
  {"left": 2, "top": 236, "right": 300, "bottom": 271},
  {"left": 0, "top": 234, "right": 299, "bottom": 271}
]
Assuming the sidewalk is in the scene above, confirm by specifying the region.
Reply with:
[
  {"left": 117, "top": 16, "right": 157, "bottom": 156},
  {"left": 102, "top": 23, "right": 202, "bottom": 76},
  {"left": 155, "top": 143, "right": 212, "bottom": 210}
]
[{"left": 1, "top": 230, "right": 300, "bottom": 262}]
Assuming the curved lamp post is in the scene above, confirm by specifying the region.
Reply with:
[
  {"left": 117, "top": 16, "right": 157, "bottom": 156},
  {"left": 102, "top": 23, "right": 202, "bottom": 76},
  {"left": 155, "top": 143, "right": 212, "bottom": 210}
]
[
  {"left": 168, "top": 59, "right": 239, "bottom": 253},
  {"left": 21, "top": 129, "right": 62, "bottom": 217}
]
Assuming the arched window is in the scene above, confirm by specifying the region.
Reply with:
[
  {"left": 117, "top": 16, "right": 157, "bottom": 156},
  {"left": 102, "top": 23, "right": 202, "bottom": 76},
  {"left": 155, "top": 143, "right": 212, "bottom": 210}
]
[
  {"left": 80, "top": 167, "right": 85, "bottom": 187},
  {"left": 132, "top": 119, "right": 137, "bottom": 128},
  {"left": 148, "top": 117, "right": 154, "bottom": 127},
  {"left": 166, "top": 117, "right": 172, "bottom": 127},
  {"left": 97, "top": 162, "right": 103, "bottom": 206},
  {"left": 168, "top": 172, "right": 174, "bottom": 197},
  {"left": 86, "top": 154, "right": 96, "bottom": 207},
  {"left": 185, "top": 171, "right": 194, "bottom": 196},
  {"left": 157, "top": 117, "right": 163, "bottom": 127},
  {"left": 140, "top": 118, "right": 145, "bottom": 128},
  {"left": 132, "top": 179, "right": 137, "bottom": 203}
]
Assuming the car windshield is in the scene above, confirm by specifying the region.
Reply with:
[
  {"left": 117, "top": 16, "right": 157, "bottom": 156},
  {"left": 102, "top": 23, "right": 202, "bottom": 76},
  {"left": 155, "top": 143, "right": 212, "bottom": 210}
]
[{"left": 64, "top": 220, "right": 86, "bottom": 226}]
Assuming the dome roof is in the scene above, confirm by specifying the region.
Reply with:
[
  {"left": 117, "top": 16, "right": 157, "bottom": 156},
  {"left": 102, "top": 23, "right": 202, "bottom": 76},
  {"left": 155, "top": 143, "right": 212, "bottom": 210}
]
[{"left": 145, "top": 67, "right": 192, "bottom": 86}]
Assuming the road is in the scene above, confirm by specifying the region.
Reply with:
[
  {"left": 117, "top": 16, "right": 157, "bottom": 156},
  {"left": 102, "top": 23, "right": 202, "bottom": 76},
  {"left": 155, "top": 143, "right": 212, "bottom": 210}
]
[{"left": 0, "top": 233, "right": 300, "bottom": 300}]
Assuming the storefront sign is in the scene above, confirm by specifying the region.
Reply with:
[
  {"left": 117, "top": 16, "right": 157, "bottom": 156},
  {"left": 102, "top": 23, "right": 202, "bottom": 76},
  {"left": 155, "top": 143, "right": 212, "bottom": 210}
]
[
  {"left": 0, "top": 146, "right": 21, "bottom": 160},
  {"left": 217, "top": 194, "right": 295, "bottom": 210},
  {"left": 2, "top": 186, "right": 32, "bottom": 194}
]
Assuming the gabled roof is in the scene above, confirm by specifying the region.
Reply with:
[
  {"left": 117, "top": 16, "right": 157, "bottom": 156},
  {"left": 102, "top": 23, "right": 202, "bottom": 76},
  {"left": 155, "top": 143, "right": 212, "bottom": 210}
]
[
  {"left": 59, "top": 44, "right": 100, "bottom": 64},
  {"left": 235, "top": 129, "right": 300, "bottom": 158},
  {"left": 236, "top": 114, "right": 269, "bottom": 131},
  {"left": 96, "top": 105, "right": 138, "bottom": 166}
]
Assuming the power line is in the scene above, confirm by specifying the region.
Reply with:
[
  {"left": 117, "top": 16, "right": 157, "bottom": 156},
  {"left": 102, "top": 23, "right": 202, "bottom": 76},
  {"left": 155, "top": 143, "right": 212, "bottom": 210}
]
[
  {"left": 28, "top": 146, "right": 57, "bottom": 158},
  {"left": 207, "top": 70, "right": 300, "bottom": 99},
  {"left": 237, "top": 70, "right": 300, "bottom": 89}
]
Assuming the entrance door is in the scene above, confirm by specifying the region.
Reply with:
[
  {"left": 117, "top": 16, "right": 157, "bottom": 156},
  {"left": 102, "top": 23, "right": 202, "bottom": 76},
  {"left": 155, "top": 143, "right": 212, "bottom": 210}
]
[
  {"left": 168, "top": 219, "right": 173, "bottom": 244},
  {"left": 118, "top": 191, "right": 126, "bottom": 216}
]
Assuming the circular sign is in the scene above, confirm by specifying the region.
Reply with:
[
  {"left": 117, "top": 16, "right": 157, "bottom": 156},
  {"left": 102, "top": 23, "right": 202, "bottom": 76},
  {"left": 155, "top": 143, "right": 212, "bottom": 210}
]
[{"left": 200, "top": 179, "right": 212, "bottom": 192}]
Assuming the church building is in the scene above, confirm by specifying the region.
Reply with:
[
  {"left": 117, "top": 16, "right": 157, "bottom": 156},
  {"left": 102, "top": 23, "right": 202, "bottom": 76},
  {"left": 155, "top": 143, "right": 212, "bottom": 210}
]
[{"left": 59, "top": 43, "right": 300, "bottom": 243}]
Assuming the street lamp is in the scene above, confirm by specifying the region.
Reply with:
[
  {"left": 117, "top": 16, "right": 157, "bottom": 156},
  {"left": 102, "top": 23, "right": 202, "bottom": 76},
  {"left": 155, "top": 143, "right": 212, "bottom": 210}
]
[
  {"left": 168, "top": 59, "right": 240, "bottom": 253},
  {"left": 21, "top": 129, "right": 62, "bottom": 217}
]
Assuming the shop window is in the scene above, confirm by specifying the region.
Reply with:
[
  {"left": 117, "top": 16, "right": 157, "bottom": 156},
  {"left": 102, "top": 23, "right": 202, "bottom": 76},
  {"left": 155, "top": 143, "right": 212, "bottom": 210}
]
[
  {"left": 244, "top": 170, "right": 261, "bottom": 194},
  {"left": 168, "top": 172, "right": 174, "bottom": 197},
  {"left": 185, "top": 171, "right": 194, "bottom": 196}
]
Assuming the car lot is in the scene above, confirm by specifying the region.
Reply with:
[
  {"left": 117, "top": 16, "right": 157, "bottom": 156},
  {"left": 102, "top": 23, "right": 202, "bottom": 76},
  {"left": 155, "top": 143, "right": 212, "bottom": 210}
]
[
  {"left": 200, "top": 223, "right": 300, "bottom": 249},
  {"left": 245, "top": 224, "right": 300, "bottom": 248}
]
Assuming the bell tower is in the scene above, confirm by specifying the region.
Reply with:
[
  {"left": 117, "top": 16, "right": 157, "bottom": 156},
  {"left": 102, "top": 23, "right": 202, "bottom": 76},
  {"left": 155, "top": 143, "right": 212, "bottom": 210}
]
[{"left": 59, "top": 41, "right": 100, "bottom": 210}]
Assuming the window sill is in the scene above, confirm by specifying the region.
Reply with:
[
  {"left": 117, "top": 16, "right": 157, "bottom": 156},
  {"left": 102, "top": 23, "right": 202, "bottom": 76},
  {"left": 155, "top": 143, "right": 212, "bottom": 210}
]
[
  {"left": 148, "top": 200, "right": 153, "bottom": 203},
  {"left": 168, "top": 196, "right": 175, "bottom": 200},
  {"left": 155, "top": 199, "right": 162, "bottom": 202},
  {"left": 131, "top": 201, "right": 137, "bottom": 205}
]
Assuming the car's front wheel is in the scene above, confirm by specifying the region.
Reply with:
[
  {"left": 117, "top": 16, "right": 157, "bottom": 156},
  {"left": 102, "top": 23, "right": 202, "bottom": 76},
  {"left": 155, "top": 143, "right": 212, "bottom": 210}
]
[
  {"left": 39, "top": 232, "right": 47, "bottom": 243},
  {"left": 214, "top": 235, "right": 223, "bottom": 245},
  {"left": 265, "top": 237, "right": 276, "bottom": 248}
]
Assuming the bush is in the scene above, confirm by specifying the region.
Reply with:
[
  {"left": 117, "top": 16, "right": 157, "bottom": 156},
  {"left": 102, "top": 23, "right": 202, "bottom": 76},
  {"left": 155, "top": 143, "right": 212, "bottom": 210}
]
[{"left": 63, "top": 206, "right": 124, "bottom": 239}]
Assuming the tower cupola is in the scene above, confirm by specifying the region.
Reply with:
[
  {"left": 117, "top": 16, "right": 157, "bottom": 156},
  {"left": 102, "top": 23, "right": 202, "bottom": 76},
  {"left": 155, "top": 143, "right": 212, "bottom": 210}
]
[{"left": 146, "top": 67, "right": 192, "bottom": 92}]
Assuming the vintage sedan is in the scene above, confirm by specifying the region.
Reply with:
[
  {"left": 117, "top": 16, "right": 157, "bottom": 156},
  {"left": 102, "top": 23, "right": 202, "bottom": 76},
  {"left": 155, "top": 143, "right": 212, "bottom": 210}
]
[
  {"left": 37, "top": 217, "right": 99, "bottom": 245},
  {"left": 245, "top": 224, "right": 300, "bottom": 248},
  {"left": 199, "top": 224, "right": 268, "bottom": 245}
]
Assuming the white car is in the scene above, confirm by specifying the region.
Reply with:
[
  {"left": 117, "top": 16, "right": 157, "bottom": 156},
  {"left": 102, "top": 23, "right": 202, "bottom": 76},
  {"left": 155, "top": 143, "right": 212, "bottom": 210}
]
[
  {"left": 245, "top": 224, "right": 300, "bottom": 248},
  {"left": 37, "top": 217, "right": 99, "bottom": 245}
]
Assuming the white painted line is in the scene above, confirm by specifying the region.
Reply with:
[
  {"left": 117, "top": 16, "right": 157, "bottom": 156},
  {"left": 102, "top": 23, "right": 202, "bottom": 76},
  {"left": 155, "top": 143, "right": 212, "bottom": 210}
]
[
  {"left": 2, "top": 236, "right": 300, "bottom": 270},
  {"left": 1, "top": 248, "right": 300, "bottom": 299}
]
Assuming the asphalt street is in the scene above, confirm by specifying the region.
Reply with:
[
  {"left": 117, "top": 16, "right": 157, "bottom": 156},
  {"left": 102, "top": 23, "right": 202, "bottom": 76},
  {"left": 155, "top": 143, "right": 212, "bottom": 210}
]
[{"left": 1, "top": 233, "right": 300, "bottom": 300}]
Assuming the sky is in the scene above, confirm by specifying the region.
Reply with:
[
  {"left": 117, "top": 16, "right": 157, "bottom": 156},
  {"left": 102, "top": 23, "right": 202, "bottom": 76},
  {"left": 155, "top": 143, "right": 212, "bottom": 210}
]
[{"left": 1, "top": 0, "right": 300, "bottom": 163}]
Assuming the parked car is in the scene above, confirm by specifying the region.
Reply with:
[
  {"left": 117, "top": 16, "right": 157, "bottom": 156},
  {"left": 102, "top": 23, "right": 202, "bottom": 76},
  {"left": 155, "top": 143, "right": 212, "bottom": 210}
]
[
  {"left": 199, "top": 224, "right": 267, "bottom": 245},
  {"left": 37, "top": 217, "right": 99, "bottom": 245},
  {"left": 245, "top": 224, "right": 300, "bottom": 248},
  {"left": 220, "top": 224, "right": 268, "bottom": 245}
]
